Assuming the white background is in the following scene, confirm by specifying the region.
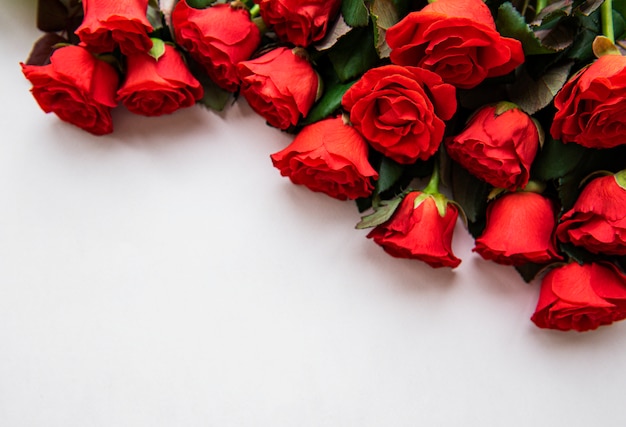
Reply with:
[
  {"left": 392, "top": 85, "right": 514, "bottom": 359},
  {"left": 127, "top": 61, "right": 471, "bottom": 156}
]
[{"left": 2, "top": 1, "right": 626, "bottom": 426}]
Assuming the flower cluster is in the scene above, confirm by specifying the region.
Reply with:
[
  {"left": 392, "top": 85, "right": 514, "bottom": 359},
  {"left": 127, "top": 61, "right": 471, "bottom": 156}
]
[{"left": 22, "top": 0, "right": 626, "bottom": 332}]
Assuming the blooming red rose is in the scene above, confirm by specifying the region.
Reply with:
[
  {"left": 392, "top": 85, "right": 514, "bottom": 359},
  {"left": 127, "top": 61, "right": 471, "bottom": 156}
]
[
  {"left": 556, "top": 173, "right": 626, "bottom": 255},
  {"left": 386, "top": 0, "right": 524, "bottom": 89},
  {"left": 474, "top": 191, "right": 562, "bottom": 266},
  {"left": 21, "top": 45, "right": 119, "bottom": 135},
  {"left": 254, "top": 0, "right": 341, "bottom": 47},
  {"left": 342, "top": 65, "right": 456, "bottom": 164},
  {"left": 237, "top": 47, "right": 319, "bottom": 130},
  {"left": 531, "top": 262, "right": 626, "bottom": 332},
  {"left": 75, "top": 0, "right": 153, "bottom": 55},
  {"left": 550, "top": 54, "right": 626, "bottom": 149},
  {"left": 270, "top": 117, "right": 378, "bottom": 200},
  {"left": 172, "top": 1, "right": 261, "bottom": 92},
  {"left": 117, "top": 43, "right": 203, "bottom": 117},
  {"left": 445, "top": 104, "right": 540, "bottom": 191},
  {"left": 367, "top": 191, "right": 461, "bottom": 268}
]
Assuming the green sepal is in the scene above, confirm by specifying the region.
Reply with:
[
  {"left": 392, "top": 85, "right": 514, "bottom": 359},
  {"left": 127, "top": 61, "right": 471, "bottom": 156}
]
[
  {"left": 614, "top": 170, "right": 626, "bottom": 190},
  {"left": 415, "top": 192, "right": 448, "bottom": 217},
  {"left": 148, "top": 38, "right": 166, "bottom": 60}
]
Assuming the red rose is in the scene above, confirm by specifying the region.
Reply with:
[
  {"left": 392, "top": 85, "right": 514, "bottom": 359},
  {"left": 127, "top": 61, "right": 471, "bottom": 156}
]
[
  {"left": 367, "top": 191, "right": 461, "bottom": 268},
  {"left": 21, "top": 45, "right": 119, "bottom": 135},
  {"left": 342, "top": 65, "right": 456, "bottom": 164},
  {"left": 237, "top": 47, "right": 319, "bottom": 130},
  {"left": 75, "top": 0, "right": 153, "bottom": 55},
  {"left": 550, "top": 54, "right": 626, "bottom": 149},
  {"left": 474, "top": 191, "right": 562, "bottom": 266},
  {"left": 172, "top": 1, "right": 261, "bottom": 92},
  {"left": 531, "top": 262, "right": 626, "bottom": 332},
  {"left": 445, "top": 104, "right": 540, "bottom": 191},
  {"left": 556, "top": 173, "right": 626, "bottom": 255},
  {"left": 270, "top": 117, "right": 378, "bottom": 200},
  {"left": 254, "top": 0, "right": 341, "bottom": 47},
  {"left": 117, "top": 43, "right": 203, "bottom": 117},
  {"left": 386, "top": 0, "right": 524, "bottom": 89}
]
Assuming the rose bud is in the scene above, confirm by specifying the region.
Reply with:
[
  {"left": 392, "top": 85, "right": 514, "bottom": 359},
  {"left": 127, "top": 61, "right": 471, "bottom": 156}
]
[
  {"left": 367, "top": 191, "right": 461, "bottom": 268},
  {"left": 531, "top": 262, "right": 626, "bottom": 332},
  {"left": 172, "top": 1, "right": 261, "bottom": 92},
  {"left": 254, "top": 0, "right": 341, "bottom": 47},
  {"left": 445, "top": 103, "right": 540, "bottom": 191},
  {"left": 75, "top": 0, "right": 154, "bottom": 55},
  {"left": 342, "top": 65, "right": 456, "bottom": 164},
  {"left": 270, "top": 117, "right": 378, "bottom": 200},
  {"left": 237, "top": 47, "right": 319, "bottom": 130},
  {"left": 556, "top": 172, "right": 626, "bottom": 255},
  {"left": 21, "top": 45, "right": 119, "bottom": 136},
  {"left": 386, "top": 0, "right": 524, "bottom": 89},
  {"left": 473, "top": 190, "right": 562, "bottom": 266},
  {"left": 116, "top": 42, "right": 203, "bottom": 117},
  {"left": 551, "top": 54, "right": 626, "bottom": 149}
]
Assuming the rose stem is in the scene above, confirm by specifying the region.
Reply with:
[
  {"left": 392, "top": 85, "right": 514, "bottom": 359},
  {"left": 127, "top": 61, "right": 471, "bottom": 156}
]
[
  {"left": 423, "top": 159, "right": 440, "bottom": 195},
  {"left": 535, "top": 0, "right": 547, "bottom": 14},
  {"left": 601, "top": 0, "right": 615, "bottom": 43}
]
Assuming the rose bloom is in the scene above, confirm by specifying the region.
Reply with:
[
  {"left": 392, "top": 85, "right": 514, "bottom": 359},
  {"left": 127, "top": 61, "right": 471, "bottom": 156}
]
[
  {"left": 117, "top": 44, "right": 203, "bottom": 116},
  {"left": 342, "top": 65, "right": 456, "bottom": 164},
  {"left": 531, "top": 262, "right": 626, "bottom": 332},
  {"left": 556, "top": 173, "right": 626, "bottom": 255},
  {"left": 254, "top": 0, "right": 341, "bottom": 47},
  {"left": 445, "top": 104, "right": 540, "bottom": 191},
  {"left": 21, "top": 45, "right": 119, "bottom": 135},
  {"left": 474, "top": 191, "right": 562, "bottom": 265},
  {"left": 386, "top": 0, "right": 524, "bottom": 89},
  {"left": 550, "top": 54, "right": 626, "bottom": 149},
  {"left": 367, "top": 191, "right": 461, "bottom": 268},
  {"left": 75, "top": 0, "right": 153, "bottom": 55},
  {"left": 237, "top": 47, "right": 319, "bottom": 130},
  {"left": 270, "top": 117, "right": 378, "bottom": 200},
  {"left": 172, "top": 1, "right": 261, "bottom": 92}
]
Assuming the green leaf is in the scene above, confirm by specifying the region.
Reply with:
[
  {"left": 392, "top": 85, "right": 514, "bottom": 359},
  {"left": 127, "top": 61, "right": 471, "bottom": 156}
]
[
  {"left": 37, "top": 0, "right": 82, "bottom": 32},
  {"left": 186, "top": 0, "right": 217, "bottom": 8},
  {"left": 342, "top": 0, "right": 370, "bottom": 27},
  {"left": 496, "top": 2, "right": 559, "bottom": 55},
  {"left": 186, "top": 56, "right": 231, "bottom": 111},
  {"left": 301, "top": 61, "right": 355, "bottom": 126},
  {"left": 328, "top": 27, "right": 379, "bottom": 82},
  {"left": 370, "top": 0, "right": 400, "bottom": 58},
  {"left": 355, "top": 197, "right": 403, "bottom": 229},
  {"left": 531, "top": 137, "right": 587, "bottom": 181},
  {"left": 515, "top": 262, "right": 551, "bottom": 283},
  {"left": 25, "top": 33, "right": 68, "bottom": 66},
  {"left": 507, "top": 60, "right": 573, "bottom": 115},
  {"left": 449, "top": 161, "right": 491, "bottom": 225},
  {"left": 375, "top": 157, "right": 405, "bottom": 194}
]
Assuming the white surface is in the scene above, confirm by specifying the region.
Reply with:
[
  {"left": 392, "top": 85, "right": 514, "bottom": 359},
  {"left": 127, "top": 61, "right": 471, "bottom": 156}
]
[{"left": 2, "top": 2, "right": 626, "bottom": 426}]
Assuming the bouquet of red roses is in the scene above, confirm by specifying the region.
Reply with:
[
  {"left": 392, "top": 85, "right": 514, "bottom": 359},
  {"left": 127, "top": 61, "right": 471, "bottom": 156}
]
[{"left": 22, "top": 0, "right": 626, "bottom": 332}]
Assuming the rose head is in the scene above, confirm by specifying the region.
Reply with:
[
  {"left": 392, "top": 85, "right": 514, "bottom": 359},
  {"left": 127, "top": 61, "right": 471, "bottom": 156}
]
[
  {"left": 342, "top": 65, "right": 456, "bottom": 164},
  {"left": 550, "top": 54, "right": 626, "bottom": 149},
  {"left": 75, "top": 0, "right": 153, "bottom": 55},
  {"left": 172, "top": 1, "right": 261, "bottom": 92},
  {"left": 237, "top": 47, "right": 319, "bottom": 130},
  {"left": 21, "top": 45, "right": 119, "bottom": 135},
  {"left": 270, "top": 117, "right": 378, "bottom": 200},
  {"left": 531, "top": 262, "right": 626, "bottom": 332},
  {"left": 254, "top": 0, "right": 341, "bottom": 47},
  {"left": 386, "top": 0, "right": 524, "bottom": 89},
  {"left": 117, "top": 44, "right": 203, "bottom": 117},
  {"left": 445, "top": 104, "right": 540, "bottom": 191},
  {"left": 556, "top": 173, "right": 626, "bottom": 255},
  {"left": 474, "top": 191, "right": 562, "bottom": 266},
  {"left": 367, "top": 191, "right": 461, "bottom": 268}
]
